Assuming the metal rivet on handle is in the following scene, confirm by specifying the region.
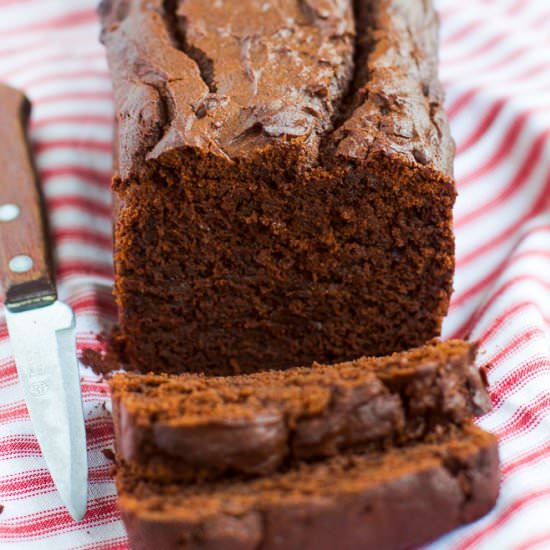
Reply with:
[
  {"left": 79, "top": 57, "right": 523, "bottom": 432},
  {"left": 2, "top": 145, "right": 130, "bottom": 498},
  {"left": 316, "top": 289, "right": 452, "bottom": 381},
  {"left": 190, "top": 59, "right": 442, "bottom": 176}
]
[
  {"left": 9, "top": 255, "right": 33, "bottom": 273},
  {"left": 0, "top": 204, "right": 20, "bottom": 222}
]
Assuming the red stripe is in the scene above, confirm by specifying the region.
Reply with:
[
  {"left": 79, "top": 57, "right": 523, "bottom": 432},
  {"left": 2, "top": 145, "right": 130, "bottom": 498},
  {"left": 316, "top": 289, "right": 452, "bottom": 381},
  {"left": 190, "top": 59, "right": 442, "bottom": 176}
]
[
  {"left": 508, "top": 0, "right": 532, "bottom": 15},
  {"left": 81, "top": 383, "right": 111, "bottom": 396},
  {"left": 0, "top": 466, "right": 113, "bottom": 499},
  {"left": 455, "top": 201, "right": 550, "bottom": 269},
  {"left": 68, "top": 294, "right": 117, "bottom": 317},
  {"left": 532, "top": 8, "right": 550, "bottom": 29},
  {"left": 443, "top": 20, "right": 483, "bottom": 46},
  {"left": 0, "top": 376, "right": 110, "bottom": 406},
  {"left": 21, "top": 69, "right": 109, "bottom": 89},
  {"left": 490, "top": 358, "right": 550, "bottom": 409},
  {"left": 480, "top": 300, "right": 549, "bottom": 345},
  {"left": 0, "top": 0, "right": 36, "bottom": 7},
  {"left": 474, "top": 43, "right": 543, "bottom": 74},
  {"left": 0, "top": 41, "right": 54, "bottom": 58},
  {"left": 0, "top": 392, "right": 109, "bottom": 424},
  {"left": 452, "top": 273, "right": 550, "bottom": 340},
  {"left": 0, "top": 496, "right": 120, "bottom": 540},
  {"left": 458, "top": 109, "right": 548, "bottom": 188},
  {"left": 455, "top": 98, "right": 507, "bottom": 156},
  {"left": 2, "top": 51, "right": 104, "bottom": 81},
  {"left": 75, "top": 538, "right": 129, "bottom": 550},
  {"left": 53, "top": 228, "right": 113, "bottom": 249},
  {"left": 78, "top": 337, "right": 109, "bottom": 348},
  {"left": 0, "top": 436, "right": 42, "bottom": 459},
  {"left": 0, "top": 362, "right": 17, "bottom": 388},
  {"left": 490, "top": 366, "right": 549, "bottom": 416},
  {"left": 495, "top": 391, "right": 550, "bottom": 442},
  {"left": 444, "top": 23, "right": 550, "bottom": 70},
  {"left": 445, "top": 33, "right": 505, "bottom": 65},
  {"left": 437, "top": 3, "right": 462, "bottom": 21},
  {"left": 34, "top": 90, "right": 113, "bottom": 106},
  {"left": 515, "top": 61, "right": 550, "bottom": 82},
  {"left": 456, "top": 218, "right": 549, "bottom": 279},
  {"left": 441, "top": 50, "right": 549, "bottom": 84},
  {"left": 47, "top": 196, "right": 112, "bottom": 218},
  {"left": 0, "top": 378, "right": 17, "bottom": 390},
  {"left": 447, "top": 89, "right": 477, "bottom": 120},
  {"left": 32, "top": 114, "right": 114, "bottom": 129},
  {"left": 56, "top": 260, "right": 113, "bottom": 278},
  {"left": 468, "top": 272, "right": 550, "bottom": 333},
  {"left": 482, "top": 326, "right": 545, "bottom": 372},
  {"left": 57, "top": 262, "right": 114, "bottom": 282},
  {"left": 0, "top": 30, "right": 100, "bottom": 57},
  {"left": 82, "top": 394, "right": 112, "bottom": 403},
  {"left": 514, "top": 531, "right": 550, "bottom": 550},
  {"left": 446, "top": 77, "right": 550, "bottom": 127},
  {"left": 35, "top": 139, "right": 112, "bottom": 154},
  {"left": 451, "top": 247, "right": 550, "bottom": 308},
  {"left": 442, "top": 58, "right": 550, "bottom": 92},
  {"left": 67, "top": 288, "right": 116, "bottom": 304},
  {"left": 454, "top": 489, "right": 550, "bottom": 550},
  {"left": 0, "top": 402, "right": 28, "bottom": 425},
  {"left": 0, "top": 419, "right": 114, "bottom": 460},
  {"left": 0, "top": 9, "right": 97, "bottom": 36},
  {"left": 40, "top": 166, "right": 111, "bottom": 188},
  {"left": 475, "top": 328, "right": 550, "bottom": 405},
  {"left": 443, "top": 2, "right": 550, "bottom": 54},
  {"left": 502, "top": 436, "right": 550, "bottom": 479}
]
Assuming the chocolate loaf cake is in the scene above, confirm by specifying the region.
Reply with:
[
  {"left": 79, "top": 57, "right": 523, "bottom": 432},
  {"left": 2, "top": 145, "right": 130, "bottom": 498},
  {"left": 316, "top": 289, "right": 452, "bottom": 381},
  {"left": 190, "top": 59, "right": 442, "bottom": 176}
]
[
  {"left": 99, "top": 0, "right": 456, "bottom": 375},
  {"left": 110, "top": 339, "right": 491, "bottom": 481},
  {"left": 116, "top": 424, "right": 499, "bottom": 550}
]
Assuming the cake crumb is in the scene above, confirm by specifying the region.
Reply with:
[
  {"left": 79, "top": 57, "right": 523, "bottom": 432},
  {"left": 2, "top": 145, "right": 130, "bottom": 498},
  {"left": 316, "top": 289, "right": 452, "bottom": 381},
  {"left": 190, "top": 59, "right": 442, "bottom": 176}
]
[
  {"left": 102, "top": 448, "right": 116, "bottom": 462},
  {"left": 479, "top": 365, "right": 491, "bottom": 388}
]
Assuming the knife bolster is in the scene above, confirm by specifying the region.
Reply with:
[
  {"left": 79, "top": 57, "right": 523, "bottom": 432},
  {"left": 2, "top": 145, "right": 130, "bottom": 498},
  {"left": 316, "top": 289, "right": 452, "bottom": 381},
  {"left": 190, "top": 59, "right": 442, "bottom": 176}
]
[{"left": 5, "top": 279, "right": 57, "bottom": 312}]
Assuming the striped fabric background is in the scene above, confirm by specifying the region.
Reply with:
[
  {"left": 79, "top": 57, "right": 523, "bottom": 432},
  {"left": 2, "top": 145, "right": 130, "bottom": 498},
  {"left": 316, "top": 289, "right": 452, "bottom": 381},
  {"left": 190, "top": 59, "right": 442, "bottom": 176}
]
[{"left": 0, "top": 0, "right": 549, "bottom": 548}]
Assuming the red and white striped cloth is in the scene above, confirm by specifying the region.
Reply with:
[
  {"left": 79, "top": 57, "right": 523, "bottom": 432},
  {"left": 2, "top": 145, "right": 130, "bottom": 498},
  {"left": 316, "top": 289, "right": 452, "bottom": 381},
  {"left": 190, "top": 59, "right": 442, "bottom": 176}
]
[{"left": 0, "top": 0, "right": 549, "bottom": 548}]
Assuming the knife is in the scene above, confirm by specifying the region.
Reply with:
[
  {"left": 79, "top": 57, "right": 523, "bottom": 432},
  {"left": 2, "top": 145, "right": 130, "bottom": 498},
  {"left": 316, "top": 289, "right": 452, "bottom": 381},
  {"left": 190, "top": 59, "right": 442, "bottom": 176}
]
[{"left": 0, "top": 84, "right": 88, "bottom": 521}]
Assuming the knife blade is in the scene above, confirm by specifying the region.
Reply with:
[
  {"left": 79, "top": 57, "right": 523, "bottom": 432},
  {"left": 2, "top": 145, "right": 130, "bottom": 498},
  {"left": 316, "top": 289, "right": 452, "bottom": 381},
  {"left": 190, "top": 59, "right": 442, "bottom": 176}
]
[{"left": 0, "top": 84, "right": 88, "bottom": 521}]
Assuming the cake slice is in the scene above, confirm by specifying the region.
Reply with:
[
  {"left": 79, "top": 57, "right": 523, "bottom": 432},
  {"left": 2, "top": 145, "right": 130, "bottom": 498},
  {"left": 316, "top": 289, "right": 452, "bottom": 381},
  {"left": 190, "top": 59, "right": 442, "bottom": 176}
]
[
  {"left": 110, "top": 340, "right": 491, "bottom": 481},
  {"left": 99, "top": 0, "right": 456, "bottom": 375},
  {"left": 116, "top": 424, "right": 499, "bottom": 550}
]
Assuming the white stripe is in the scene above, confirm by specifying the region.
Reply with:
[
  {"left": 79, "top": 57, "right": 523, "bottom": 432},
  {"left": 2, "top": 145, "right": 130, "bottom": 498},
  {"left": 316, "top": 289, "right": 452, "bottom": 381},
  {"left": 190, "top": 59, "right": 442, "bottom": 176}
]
[
  {"left": 0, "top": 2, "right": 96, "bottom": 32},
  {"left": 50, "top": 208, "right": 112, "bottom": 235},
  {"left": 44, "top": 178, "right": 112, "bottom": 205},
  {"left": 33, "top": 99, "right": 114, "bottom": 121},
  {"left": 36, "top": 149, "right": 113, "bottom": 173},
  {"left": 32, "top": 124, "right": 113, "bottom": 144}
]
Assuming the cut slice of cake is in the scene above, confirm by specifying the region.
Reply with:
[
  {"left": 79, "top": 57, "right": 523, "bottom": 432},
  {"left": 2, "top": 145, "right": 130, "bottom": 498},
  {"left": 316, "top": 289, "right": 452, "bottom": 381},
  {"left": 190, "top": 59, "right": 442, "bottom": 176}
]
[
  {"left": 115, "top": 424, "right": 499, "bottom": 550},
  {"left": 110, "top": 340, "right": 491, "bottom": 481},
  {"left": 99, "top": 0, "right": 456, "bottom": 375}
]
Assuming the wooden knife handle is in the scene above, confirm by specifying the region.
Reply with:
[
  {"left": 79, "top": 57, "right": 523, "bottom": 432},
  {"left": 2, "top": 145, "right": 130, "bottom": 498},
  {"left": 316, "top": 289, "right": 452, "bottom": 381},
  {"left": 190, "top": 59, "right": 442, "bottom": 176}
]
[{"left": 0, "top": 85, "right": 56, "bottom": 312}]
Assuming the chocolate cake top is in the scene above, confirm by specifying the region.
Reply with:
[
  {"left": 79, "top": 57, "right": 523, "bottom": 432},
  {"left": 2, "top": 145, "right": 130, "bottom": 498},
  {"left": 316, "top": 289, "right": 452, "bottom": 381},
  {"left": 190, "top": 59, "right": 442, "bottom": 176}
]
[{"left": 99, "top": 0, "right": 454, "bottom": 176}]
